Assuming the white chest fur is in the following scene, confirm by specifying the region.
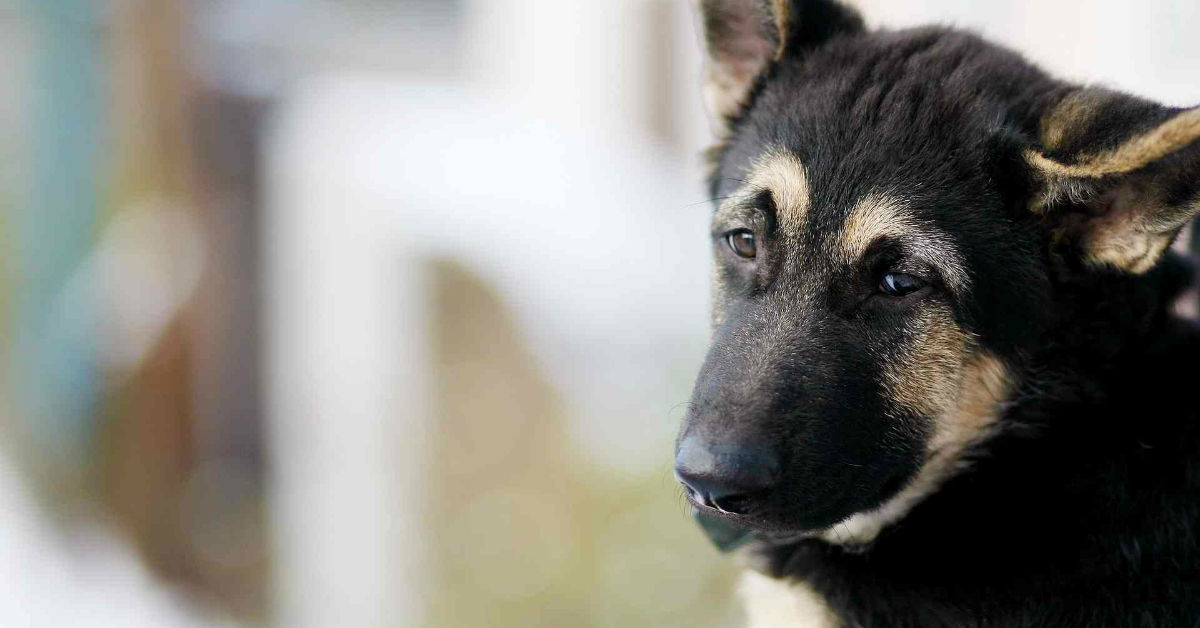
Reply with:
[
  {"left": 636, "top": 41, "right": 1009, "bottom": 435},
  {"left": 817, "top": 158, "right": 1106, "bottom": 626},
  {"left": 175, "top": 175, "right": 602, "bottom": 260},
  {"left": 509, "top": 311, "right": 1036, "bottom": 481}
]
[{"left": 739, "top": 570, "right": 838, "bottom": 628}]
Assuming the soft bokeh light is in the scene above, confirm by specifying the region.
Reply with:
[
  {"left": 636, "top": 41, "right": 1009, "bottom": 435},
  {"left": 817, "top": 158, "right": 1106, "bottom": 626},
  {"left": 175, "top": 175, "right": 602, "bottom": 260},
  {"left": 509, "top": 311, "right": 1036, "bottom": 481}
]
[{"left": 0, "top": 1, "right": 1197, "bottom": 626}]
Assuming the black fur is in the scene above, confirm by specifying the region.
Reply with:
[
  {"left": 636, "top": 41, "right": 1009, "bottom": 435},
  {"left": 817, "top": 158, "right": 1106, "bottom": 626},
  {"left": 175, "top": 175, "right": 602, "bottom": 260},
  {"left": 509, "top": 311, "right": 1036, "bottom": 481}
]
[
  {"left": 758, "top": 257, "right": 1200, "bottom": 627},
  {"left": 681, "top": 1, "right": 1200, "bottom": 625}
]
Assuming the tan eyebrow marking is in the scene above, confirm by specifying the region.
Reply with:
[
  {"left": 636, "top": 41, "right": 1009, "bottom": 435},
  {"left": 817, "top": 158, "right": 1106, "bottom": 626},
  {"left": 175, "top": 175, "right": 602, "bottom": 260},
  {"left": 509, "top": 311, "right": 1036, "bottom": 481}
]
[
  {"left": 836, "top": 192, "right": 969, "bottom": 292},
  {"left": 720, "top": 150, "right": 811, "bottom": 235}
]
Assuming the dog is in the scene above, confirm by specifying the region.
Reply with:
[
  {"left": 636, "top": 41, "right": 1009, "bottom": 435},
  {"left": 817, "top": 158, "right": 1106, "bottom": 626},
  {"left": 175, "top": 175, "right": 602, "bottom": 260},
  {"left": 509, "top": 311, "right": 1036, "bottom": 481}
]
[{"left": 673, "top": 1, "right": 1200, "bottom": 625}]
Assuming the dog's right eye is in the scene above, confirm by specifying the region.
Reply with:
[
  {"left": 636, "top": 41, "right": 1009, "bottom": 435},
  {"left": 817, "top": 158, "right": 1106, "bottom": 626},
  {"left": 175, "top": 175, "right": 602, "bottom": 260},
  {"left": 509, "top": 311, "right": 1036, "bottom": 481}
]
[
  {"left": 879, "top": 272, "right": 927, "bottom": 297},
  {"left": 726, "top": 230, "right": 757, "bottom": 259}
]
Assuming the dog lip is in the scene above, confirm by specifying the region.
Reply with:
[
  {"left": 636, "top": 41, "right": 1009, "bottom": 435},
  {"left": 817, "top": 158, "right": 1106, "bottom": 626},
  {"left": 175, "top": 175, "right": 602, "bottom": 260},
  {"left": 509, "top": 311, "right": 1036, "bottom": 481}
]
[
  {"left": 757, "top": 530, "right": 816, "bottom": 544},
  {"left": 679, "top": 471, "right": 833, "bottom": 526}
]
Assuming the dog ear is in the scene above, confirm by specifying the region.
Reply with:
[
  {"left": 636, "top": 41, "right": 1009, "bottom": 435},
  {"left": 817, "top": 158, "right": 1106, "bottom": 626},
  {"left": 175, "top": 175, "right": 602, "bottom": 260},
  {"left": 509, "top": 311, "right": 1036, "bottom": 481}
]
[
  {"left": 1025, "top": 87, "right": 1200, "bottom": 274},
  {"left": 696, "top": 0, "right": 863, "bottom": 126}
]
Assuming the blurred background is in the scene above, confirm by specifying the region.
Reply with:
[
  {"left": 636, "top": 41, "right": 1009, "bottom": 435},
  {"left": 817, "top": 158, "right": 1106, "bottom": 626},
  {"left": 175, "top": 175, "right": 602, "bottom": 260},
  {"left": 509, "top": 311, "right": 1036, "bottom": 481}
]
[{"left": 0, "top": 0, "right": 1197, "bottom": 626}]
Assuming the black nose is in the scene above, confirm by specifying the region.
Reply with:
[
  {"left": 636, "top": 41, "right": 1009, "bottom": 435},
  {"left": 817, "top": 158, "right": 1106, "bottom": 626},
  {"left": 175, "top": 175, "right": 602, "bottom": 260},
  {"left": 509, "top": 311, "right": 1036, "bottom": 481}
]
[{"left": 674, "top": 435, "right": 779, "bottom": 515}]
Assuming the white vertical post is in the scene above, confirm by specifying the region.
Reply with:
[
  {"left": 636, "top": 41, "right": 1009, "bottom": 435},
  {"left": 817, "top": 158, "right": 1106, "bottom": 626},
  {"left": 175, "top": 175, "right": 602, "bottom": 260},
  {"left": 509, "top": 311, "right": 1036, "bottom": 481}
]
[{"left": 263, "top": 97, "right": 428, "bottom": 626}]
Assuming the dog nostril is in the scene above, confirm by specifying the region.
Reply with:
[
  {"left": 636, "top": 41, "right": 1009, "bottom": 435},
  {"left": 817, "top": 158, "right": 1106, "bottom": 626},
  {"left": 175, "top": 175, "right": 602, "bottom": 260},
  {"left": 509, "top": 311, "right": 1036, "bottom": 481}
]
[
  {"left": 678, "top": 476, "right": 712, "bottom": 508},
  {"left": 674, "top": 435, "right": 779, "bottom": 515}
]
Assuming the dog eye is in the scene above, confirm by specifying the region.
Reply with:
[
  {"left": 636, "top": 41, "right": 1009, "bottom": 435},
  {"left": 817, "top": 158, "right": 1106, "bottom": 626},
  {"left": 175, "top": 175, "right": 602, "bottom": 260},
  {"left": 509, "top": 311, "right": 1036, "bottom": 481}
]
[
  {"left": 726, "top": 230, "right": 757, "bottom": 259},
  {"left": 879, "top": 272, "right": 926, "bottom": 297}
]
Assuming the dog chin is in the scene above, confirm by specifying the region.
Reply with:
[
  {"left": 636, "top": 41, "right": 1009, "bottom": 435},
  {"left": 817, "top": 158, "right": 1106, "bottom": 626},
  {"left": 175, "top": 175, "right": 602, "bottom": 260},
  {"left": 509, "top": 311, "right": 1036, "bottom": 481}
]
[
  {"left": 692, "top": 500, "right": 856, "bottom": 539},
  {"left": 700, "top": 482, "right": 918, "bottom": 547},
  {"left": 744, "top": 510, "right": 891, "bottom": 548}
]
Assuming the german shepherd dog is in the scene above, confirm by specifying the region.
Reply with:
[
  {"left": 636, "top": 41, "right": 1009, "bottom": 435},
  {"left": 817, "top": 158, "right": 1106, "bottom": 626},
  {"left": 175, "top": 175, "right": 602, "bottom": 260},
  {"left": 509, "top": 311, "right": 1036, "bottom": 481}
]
[{"left": 673, "top": 1, "right": 1200, "bottom": 625}]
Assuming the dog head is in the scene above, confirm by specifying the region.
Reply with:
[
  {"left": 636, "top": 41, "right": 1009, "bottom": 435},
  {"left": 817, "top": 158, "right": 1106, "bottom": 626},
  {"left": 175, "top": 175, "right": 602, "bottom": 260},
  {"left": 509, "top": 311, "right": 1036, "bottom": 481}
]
[{"left": 676, "top": 0, "right": 1200, "bottom": 543}]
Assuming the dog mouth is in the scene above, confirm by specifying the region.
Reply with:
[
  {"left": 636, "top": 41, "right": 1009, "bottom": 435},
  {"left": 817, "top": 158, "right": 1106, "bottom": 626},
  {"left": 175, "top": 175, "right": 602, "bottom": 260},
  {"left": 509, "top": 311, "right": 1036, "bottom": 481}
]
[
  {"left": 683, "top": 488, "right": 841, "bottom": 537},
  {"left": 683, "top": 464, "right": 917, "bottom": 542},
  {"left": 686, "top": 497, "right": 822, "bottom": 552}
]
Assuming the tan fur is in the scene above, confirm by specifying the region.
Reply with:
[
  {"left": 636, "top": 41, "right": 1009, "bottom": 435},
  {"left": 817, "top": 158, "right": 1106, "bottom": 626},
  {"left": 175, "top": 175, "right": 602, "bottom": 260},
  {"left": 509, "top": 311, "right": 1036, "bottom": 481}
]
[
  {"left": 1026, "top": 107, "right": 1200, "bottom": 180},
  {"left": 1085, "top": 235, "right": 1169, "bottom": 275},
  {"left": 926, "top": 350, "right": 1012, "bottom": 455},
  {"left": 1038, "top": 89, "right": 1108, "bottom": 152},
  {"left": 715, "top": 150, "right": 812, "bottom": 235},
  {"left": 838, "top": 193, "right": 914, "bottom": 261},
  {"left": 883, "top": 304, "right": 967, "bottom": 416},
  {"left": 836, "top": 193, "right": 970, "bottom": 291},
  {"left": 740, "top": 570, "right": 838, "bottom": 628},
  {"left": 770, "top": 0, "right": 791, "bottom": 57},
  {"left": 1032, "top": 185, "right": 1200, "bottom": 275},
  {"left": 1083, "top": 219, "right": 1188, "bottom": 274},
  {"left": 748, "top": 151, "right": 812, "bottom": 234},
  {"left": 1026, "top": 105, "right": 1200, "bottom": 273},
  {"left": 1078, "top": 188, "right": 1190, "bottom": 274},
  {"left": 821, "top": 351, "right": 1012, "bottom": 546},
  {"left": 708, "top": 151, "right": 809, "bottom": 333}
]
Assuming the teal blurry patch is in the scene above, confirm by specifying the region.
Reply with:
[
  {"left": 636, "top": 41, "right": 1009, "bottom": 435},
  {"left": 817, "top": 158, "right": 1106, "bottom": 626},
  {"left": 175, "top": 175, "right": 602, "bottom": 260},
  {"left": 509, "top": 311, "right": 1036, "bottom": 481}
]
[{"left": 694, "top": 510, "right": 753, "bottom": 552}]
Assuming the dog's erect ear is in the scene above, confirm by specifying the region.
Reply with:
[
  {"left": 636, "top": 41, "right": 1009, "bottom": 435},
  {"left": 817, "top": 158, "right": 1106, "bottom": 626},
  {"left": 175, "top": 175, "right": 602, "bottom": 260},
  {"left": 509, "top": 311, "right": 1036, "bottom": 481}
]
[
  {"left": 1026, "top": 87, "right": 1200, "bottom": 274},
  {"left": 696, "top": 0, "right": 863, "bottom": 125}
]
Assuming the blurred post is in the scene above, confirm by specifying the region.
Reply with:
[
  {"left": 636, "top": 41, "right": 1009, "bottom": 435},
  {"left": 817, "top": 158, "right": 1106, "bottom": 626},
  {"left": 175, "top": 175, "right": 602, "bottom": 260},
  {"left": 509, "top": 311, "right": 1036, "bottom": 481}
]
[{"left": 265, "top": 93, "right": 430, "bottom": 626}]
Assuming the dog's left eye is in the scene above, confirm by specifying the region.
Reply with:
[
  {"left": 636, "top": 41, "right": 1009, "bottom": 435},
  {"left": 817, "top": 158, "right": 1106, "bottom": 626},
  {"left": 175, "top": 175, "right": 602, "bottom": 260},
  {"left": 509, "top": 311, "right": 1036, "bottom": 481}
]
[
  {"left": 879, "top": 272, "right": 926, "bottom": 297},
  {"left": 726, "top": 230, "right": 757, "bottom": 259}
]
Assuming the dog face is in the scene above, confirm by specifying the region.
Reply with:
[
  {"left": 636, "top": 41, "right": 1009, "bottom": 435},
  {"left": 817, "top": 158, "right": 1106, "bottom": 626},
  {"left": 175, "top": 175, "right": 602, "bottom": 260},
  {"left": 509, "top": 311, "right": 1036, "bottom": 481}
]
[{"left": 676, "top": 0, "right": 1200, "bottom": 542}]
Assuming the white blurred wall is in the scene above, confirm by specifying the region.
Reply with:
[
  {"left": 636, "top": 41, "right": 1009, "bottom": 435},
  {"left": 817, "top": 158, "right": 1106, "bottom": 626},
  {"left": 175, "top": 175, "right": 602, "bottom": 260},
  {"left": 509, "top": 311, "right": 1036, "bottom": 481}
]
[{"left": 857, "top": 0, "right": 1200, "bottom": 106}]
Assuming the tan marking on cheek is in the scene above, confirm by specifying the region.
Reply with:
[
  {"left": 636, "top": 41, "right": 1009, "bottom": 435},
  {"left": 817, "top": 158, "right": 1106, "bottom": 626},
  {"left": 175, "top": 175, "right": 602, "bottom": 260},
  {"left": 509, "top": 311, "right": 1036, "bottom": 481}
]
[
  {"left": 740, "top": 570, "right": 837, "bottom": 628},
  {"left": 821, "top": 350, "right": 1013, "bottom": 546},
  {"left": 746, "top": 151, "right": 811, "bottom": 235},
  {"left": 1026, "top": 107, "right": 1200, "bottom": 181},
  {"left": 926, "top": 350, "right": 1012, "bottom": 456},
  {"left": 883, "top": 305, "right": 967, "bottom": 417}
]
